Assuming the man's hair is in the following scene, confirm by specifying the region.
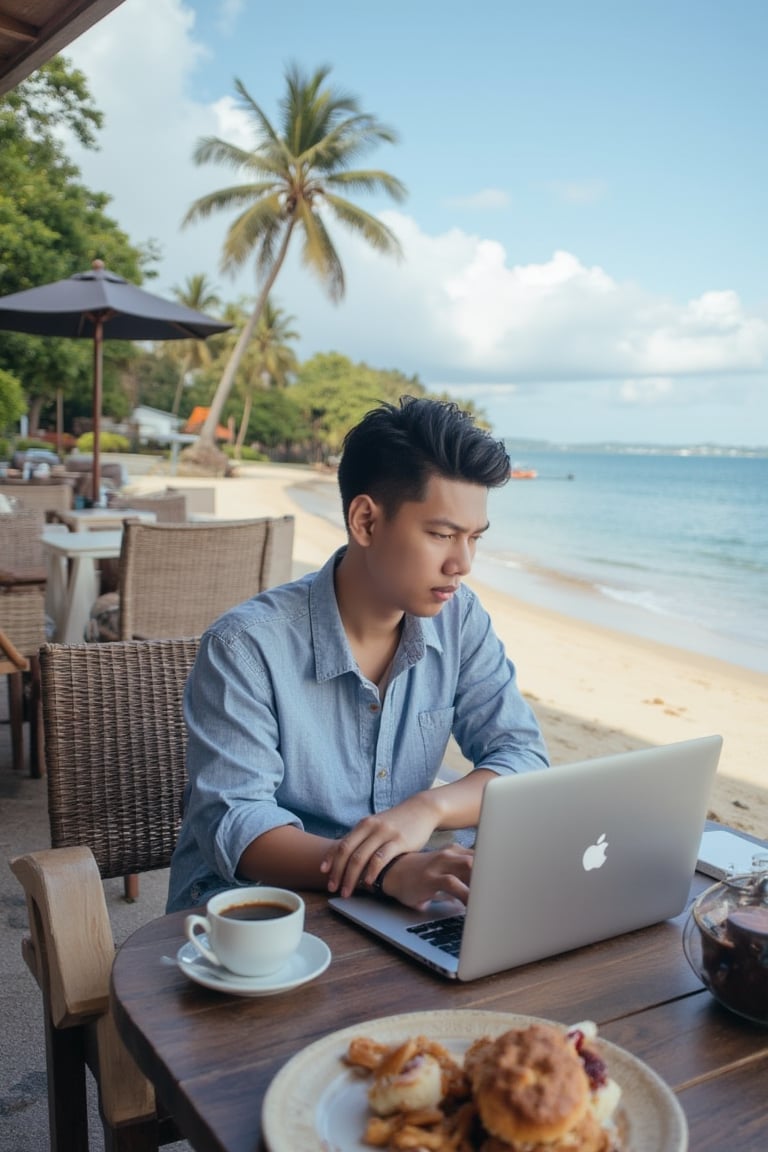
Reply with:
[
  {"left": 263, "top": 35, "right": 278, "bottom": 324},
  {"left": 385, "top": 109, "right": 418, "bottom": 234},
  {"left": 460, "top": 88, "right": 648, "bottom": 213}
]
[{"left": 337, "top": 395, "right": 510, "bottom": 525}]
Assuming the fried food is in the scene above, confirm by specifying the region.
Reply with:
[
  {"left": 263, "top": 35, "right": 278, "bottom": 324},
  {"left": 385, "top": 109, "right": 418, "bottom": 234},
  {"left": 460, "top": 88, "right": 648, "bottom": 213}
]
[{"left": 345, "top": 1022, "right": 621, "bottom": 1151}]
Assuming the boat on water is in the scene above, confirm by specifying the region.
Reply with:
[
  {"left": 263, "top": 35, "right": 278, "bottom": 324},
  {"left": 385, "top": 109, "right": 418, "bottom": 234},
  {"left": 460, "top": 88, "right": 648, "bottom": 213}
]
[{"left": 509, "top": 466, "right": 537, "bottom": 479}]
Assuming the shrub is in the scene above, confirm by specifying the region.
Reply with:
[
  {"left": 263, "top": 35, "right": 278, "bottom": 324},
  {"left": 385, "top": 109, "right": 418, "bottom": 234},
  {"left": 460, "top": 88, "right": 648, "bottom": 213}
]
[{"left": 76, "top": 431, "right": 131, "bottom": 453}]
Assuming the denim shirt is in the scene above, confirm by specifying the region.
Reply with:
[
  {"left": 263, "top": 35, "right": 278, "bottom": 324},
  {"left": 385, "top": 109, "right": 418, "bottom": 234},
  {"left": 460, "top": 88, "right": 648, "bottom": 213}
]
[{"left": 166, "top": 549, "right": 549, "bottom": 911}]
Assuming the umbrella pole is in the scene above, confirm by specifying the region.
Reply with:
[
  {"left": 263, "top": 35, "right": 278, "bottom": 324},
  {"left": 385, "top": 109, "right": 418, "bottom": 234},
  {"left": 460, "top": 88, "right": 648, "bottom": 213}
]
[{"left": 92, "top": 318, "right": 103, "bottom": 504}]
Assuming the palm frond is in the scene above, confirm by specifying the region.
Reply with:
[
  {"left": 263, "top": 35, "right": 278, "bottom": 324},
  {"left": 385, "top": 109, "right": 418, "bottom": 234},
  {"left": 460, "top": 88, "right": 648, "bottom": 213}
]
[
  {"left": 323, "top": 194, "right": 403, "bottom": 258},
  {"left": 193, "top": 135, "right": 288, "bottom": 180},
  {"left": 296, "top": 203, "right": 345, "bottom": 301},
  {"left": 233, "top": 78, "right": 285, "bottom": 152},
  {"left": 326, "top": 169, "right": 407, "bottom": 202},
  {"left": 183, "top": 182, "right": 280, "bottom": 227},
  {"left": 221, "top": 193, "right": 286, "bottom": 274}
]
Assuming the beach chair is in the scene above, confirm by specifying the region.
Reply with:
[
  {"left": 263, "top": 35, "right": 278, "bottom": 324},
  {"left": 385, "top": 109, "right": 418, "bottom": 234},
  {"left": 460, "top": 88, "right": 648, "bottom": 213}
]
[{"left": 10, "top": 637, "right": 199, "bottom": 1152}]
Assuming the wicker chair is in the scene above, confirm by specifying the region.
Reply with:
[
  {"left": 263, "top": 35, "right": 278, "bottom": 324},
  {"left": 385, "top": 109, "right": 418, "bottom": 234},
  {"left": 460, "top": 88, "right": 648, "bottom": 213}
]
[
  {"left": 9, "top": 637, "right": 199, "bottom": 1152},
  {"left": 97, "top": 493, "right": 188, "bottom": 596},
  {"left": 164, "top": 484, "right": 216, "bottom": 516},
  {"left": 0, "top": 480, "right": 74, "bottom": 519},
  {"left": 0, "top": 586, "right": 47, "bottom": 775},
  {"left": 0, "top": 512, "right": 49, "bottom": 775},
  {"left": 117, "top": 516, "right": 294, "bottom": 640},
  {"left": 0, "top": 507, "right": 48, "bottom": 584},
  {"left": 108, "top": 491, "right": 188, "bottom": 523}
]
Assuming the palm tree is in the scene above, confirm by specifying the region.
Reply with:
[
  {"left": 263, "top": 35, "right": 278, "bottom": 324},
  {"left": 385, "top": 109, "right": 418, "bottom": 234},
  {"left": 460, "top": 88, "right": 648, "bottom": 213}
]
[
  {"left": 166, "top": 273, "right": 222, "bottom": 416},
  {"left": 181, "top": 63, "right": 406, "bottom": 462},
  {"left": 231, "top": 297, "right": 299, "bottom": 455}
]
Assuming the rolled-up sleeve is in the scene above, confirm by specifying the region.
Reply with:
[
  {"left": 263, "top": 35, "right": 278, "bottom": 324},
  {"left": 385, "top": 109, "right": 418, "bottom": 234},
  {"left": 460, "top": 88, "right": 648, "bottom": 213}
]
[{"left": 183, "top": 632, "right": 302, "bottom": 885}]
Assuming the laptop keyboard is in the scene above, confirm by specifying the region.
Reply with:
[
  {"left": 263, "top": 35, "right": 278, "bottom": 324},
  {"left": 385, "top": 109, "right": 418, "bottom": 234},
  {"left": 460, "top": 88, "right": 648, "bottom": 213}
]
[{"left": 406, "top": 914, "right": 465, "bottom": 957}]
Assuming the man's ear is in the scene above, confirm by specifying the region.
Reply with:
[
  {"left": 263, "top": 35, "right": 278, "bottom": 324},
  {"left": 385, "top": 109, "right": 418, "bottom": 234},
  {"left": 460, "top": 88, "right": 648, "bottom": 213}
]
[{"left": 347, "top": 494, "right": 379, "bottom": 547}]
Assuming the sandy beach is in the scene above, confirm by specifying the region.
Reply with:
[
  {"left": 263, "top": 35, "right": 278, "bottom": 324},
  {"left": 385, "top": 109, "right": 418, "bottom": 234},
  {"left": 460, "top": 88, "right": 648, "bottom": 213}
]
[{"left": 129, "top": 463, "right": 768, "bottom": 840}]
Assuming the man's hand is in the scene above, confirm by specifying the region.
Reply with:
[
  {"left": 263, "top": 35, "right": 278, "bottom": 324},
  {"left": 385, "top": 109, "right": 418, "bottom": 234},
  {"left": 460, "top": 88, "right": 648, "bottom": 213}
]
[
  {"left": 320, "top": 791, "right": 441, "bottom": 897},
  {"left": 380, "top": 846, "right": 474, "bottom": 910}
]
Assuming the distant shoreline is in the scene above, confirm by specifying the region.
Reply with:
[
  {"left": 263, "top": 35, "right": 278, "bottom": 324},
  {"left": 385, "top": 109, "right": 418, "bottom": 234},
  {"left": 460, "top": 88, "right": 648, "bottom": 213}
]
[{"left": 502, "top": 441, "right": 768, "bottom": 458}]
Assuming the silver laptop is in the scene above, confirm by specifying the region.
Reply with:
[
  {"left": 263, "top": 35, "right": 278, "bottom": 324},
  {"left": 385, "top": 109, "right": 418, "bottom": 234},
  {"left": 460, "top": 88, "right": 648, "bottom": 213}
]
[{"left": 329, "top": 735, "right": 722, "bottom": 980}]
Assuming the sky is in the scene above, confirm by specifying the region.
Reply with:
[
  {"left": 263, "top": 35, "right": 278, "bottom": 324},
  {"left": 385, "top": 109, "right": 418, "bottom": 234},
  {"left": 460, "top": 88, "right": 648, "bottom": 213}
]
[{"left": 61, "top": 0, "right": 768, "bottom": 446}]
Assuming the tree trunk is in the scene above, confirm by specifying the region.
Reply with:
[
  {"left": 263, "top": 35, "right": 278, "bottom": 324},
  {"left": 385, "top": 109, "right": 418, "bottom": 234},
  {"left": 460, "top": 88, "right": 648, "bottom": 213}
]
[
  {"left": 187, "top": 224, "right": 295, "bottom": 462},
  {"left": 28, "top": 394, "right": 44, "bottom": 437},
  {"left": 171, "top": 354, "right": 191, "bottom": 417},
  {"left": 235, "top": 392, "right": 252, "bottom": 458}
]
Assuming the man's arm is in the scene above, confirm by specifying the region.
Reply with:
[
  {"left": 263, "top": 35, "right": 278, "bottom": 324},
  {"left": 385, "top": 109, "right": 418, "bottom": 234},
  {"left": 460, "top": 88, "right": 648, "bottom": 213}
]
[
  {"left": 239, "top": 821, "right": 476, "bottom": 911},
  {"left": 320, "top": 768, "right": 495, "bottom": 897},
  {"left": 237, "top": 825, "right": 335, "bottom": 890}
]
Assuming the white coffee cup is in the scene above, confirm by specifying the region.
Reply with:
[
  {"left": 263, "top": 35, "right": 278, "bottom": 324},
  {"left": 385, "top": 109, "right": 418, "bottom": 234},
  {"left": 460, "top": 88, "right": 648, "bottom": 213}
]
[{"left": 185, "top": 886, "right": 305, "bottom": 977}]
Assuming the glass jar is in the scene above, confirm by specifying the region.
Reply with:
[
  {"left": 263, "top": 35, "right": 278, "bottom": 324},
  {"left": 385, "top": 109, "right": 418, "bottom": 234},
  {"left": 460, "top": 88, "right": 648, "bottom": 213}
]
[{"left": 683, "top": 856, "right": 768, "bottom": 1025}]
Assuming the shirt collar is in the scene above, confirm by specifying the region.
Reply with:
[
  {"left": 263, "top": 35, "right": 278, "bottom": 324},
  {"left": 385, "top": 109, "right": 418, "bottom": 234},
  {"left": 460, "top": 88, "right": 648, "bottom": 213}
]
[{"left": 309, "top": 547, "right": 444, "bottom": 683}]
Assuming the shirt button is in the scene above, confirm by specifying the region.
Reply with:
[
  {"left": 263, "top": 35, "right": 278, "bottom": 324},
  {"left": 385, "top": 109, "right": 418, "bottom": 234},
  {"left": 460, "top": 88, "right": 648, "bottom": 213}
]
[
  {"left": 377, "top": 769, "right": 388, "bottom": 780},
  {"left": 369, "top": 703, "right": 379, "bottom": 713}
]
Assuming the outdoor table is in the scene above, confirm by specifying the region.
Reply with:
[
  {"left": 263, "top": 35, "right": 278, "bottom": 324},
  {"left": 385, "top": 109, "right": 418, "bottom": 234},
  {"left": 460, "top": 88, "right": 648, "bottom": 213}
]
[
  {"left": 54, "top": 506, "right": 157, "bottom": 532},
  {"left": 111, "top": 864, "right": 768, "bottom": 1152},
  {"left": 41, "top": 512, "right": 156, "bottom": 641},
  {"left": 41, "top": 528, "right": 124, "bottom": 642}
]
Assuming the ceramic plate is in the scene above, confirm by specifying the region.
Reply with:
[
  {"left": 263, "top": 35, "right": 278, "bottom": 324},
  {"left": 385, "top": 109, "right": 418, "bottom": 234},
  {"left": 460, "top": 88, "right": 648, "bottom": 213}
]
[
  {"left": 176, "top": 931, "right": 330, "bottom": 996},
  {"left": 262, "top": 1010, "right": 687, "bottom": 1151}
]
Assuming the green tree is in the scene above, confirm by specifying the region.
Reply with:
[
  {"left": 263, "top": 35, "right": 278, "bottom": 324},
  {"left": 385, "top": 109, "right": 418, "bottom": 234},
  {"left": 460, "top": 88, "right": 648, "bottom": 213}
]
[
  {"left": 0, "top": 57, "right": 155, "bottom": 436},
  {"left": 244, "top": 388, "right": 308, "bottom": 457},
  {"left": 182, "top": 63, "right": 406, "bottom": 463},
  {"left": 165, "top": 273, "right": 222, "bottom": 416},
  {"left": 0, "top": 367, "right": 25, "bottom": 432},
  {"left": 291, "top": 352, "right": 426, "bottom": 461},
  {"left": 232, "top": 297, "right": 299, "bottom": 455}
]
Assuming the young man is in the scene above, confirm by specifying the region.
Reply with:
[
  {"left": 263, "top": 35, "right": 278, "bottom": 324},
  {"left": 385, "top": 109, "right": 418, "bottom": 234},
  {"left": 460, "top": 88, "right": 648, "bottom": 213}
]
[{"left": 167, "top": 397, "right": 548, "bottom": 913}]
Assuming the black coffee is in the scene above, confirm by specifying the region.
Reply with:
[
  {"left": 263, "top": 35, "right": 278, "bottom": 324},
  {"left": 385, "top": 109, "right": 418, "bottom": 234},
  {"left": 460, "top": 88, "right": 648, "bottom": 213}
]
[{"left": 220, "top": 900, "right": 293, "bottom": 921}]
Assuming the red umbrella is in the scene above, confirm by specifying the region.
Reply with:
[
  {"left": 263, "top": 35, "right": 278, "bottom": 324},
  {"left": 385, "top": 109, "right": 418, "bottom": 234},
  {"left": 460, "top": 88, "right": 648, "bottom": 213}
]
[{"left": 0, "top": 260, "right": 231, "bottom": 500}]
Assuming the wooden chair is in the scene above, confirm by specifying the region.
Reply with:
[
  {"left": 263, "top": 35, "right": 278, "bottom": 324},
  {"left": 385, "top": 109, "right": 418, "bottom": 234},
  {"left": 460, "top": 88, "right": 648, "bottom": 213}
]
[{"left": 9, "top": 637, "right": 199, "bottom": 1152}]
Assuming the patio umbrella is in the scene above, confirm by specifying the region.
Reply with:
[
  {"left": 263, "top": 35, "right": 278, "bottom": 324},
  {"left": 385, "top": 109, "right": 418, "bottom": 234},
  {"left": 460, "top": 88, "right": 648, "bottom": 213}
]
[{"left": 0, "top": 260, "right": 231, "bottom": 500}]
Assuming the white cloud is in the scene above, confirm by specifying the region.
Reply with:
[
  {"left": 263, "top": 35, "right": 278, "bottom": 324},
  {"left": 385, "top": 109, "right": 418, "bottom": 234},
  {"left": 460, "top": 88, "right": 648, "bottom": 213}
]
[{"left": 211, "top": 95, "right": 255, "bottom": 150}]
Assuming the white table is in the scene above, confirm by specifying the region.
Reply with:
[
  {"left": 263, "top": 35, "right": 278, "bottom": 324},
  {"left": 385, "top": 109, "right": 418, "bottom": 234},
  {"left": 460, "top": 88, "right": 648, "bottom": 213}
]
[
  {"left": 56, "top": 508, "right": 156, "bottom": 532},
  {"left": 42, "top": 529, "right": 124, "bottom": 643}
]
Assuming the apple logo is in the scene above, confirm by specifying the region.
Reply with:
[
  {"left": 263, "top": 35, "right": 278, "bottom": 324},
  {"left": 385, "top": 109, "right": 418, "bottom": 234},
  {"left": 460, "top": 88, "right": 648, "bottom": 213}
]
[{"left": 582, "top": 833, "right": 609, "bottom": 871}]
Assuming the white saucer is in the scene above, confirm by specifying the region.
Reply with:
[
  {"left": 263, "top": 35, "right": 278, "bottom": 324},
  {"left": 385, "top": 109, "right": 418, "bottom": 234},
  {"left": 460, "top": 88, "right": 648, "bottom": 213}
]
[{"left": 176, "top": 932, "right": 331, "bottom": 996}]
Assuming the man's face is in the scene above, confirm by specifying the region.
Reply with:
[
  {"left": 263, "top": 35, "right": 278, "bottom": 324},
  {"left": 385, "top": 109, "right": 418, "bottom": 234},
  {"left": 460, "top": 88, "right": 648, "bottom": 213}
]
[{"left": 362, "top": 475, "right": 490, "bottom": 617}]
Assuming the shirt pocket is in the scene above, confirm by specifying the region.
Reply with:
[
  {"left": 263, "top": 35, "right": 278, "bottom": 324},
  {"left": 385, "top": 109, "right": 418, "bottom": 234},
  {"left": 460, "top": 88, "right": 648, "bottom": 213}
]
[{"left": 417, "top": 707, "right": 455, "bottom": 775}]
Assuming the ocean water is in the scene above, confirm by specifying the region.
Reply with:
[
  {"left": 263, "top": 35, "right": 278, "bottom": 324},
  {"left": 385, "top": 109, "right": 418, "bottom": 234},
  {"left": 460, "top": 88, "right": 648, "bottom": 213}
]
[{"left": 290, "top": 450, "right": 768, "bottom": 675}]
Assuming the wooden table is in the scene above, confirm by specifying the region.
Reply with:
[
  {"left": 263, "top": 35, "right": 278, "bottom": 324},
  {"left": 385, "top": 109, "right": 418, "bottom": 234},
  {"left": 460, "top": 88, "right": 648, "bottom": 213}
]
[{"left": 111, "top": 870, "right": 768, "bottom": 1152}]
